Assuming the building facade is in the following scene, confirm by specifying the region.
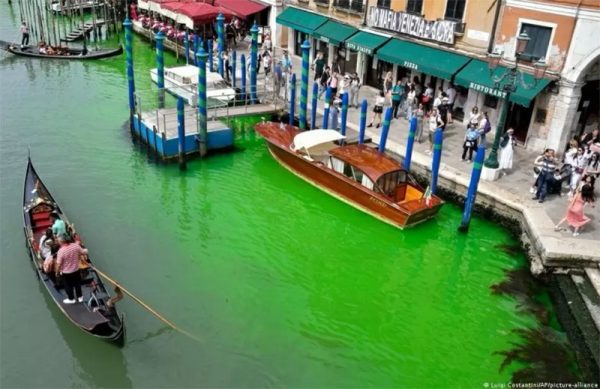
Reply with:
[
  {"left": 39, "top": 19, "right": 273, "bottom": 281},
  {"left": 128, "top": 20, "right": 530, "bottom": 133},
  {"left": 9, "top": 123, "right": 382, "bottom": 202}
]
[{"left": 273, "top": 0, "right": 599, "bottom": 153}]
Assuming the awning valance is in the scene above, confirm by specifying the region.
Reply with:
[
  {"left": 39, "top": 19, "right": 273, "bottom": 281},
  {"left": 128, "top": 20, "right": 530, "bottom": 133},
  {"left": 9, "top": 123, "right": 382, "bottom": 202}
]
[
  {"left": 213, "top": 0, "right": 268, "bottom": 19},
  {"left": 276, "top": 6, "right": 327, "bottom": 35},
  {"left": 454, "top": 59, "right": 551, "bottom": 107},
  {"left": 346, "top": 31, "right": 390, "bottom": 56},
  {"left": 375, "top": 38, "right": 471, "bottom": 80},
  {"left": 313, "top": 20, "right": 358, "bottom": 46}
]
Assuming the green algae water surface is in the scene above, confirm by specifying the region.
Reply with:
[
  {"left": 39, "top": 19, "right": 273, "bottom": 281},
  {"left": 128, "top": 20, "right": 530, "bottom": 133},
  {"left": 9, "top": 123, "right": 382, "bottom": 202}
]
[{"left": 0, "top": 7, "right": 578, "bottom": 387}]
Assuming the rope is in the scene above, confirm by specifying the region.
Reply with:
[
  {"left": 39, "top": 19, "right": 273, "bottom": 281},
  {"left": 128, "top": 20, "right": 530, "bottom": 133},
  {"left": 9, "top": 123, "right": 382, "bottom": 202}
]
[{"left": 90, "top": 266, "right": 203, "bottom": 344}]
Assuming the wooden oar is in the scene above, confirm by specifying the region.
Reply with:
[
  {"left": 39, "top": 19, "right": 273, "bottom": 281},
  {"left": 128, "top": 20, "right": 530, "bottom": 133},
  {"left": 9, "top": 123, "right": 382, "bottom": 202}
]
[{"left": 90, "top": 266, "right": 203, "bottom": 344}]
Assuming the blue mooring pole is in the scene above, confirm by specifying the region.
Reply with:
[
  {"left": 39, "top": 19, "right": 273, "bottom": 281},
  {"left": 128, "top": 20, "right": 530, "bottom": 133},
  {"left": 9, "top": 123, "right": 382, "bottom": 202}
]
[
  {"left": 322, "top": 86, "right": 332, "bottom": 129},
  {"left": 459, "top": 145, "right": 486, "bottom": 232},
  {"left": 123, "top": 19, "right": 136, "bottom": 134},
  {"left": 358, "top": 99, "right": 367, "bottom": 144},
  {"left": 155, "top": 31, "right": 165, "bottom": 109},
  {"left": 194, "top": 35, "right": 199, "bottom": 65},
  {"left": 404, "top": 116, "right": 418, "bottom": 171},
  {"left": 289, "top": 73, "right": 296, "bottom": 125},
  {"left": 184, "top": 30, "right": 189, "bottom": 64},
  {"left": 208, "top": 39, "right": 214, "bottom": 72},
  {"left": 299, "top": 40, "right": 310, "bottom": 129},
  {"left": 240, "top": 54, "right": 246, "bottom": 102},
  {"left": 176, "top": 97, "right": 186, "bottom": 170},
  {"left": 431, "top": 128, "right": 444, "bottom": 194},
  {"left": 216, "top": 13, "right": 225, "bottom": 77},
  {"left": 250, "top": 23, "right": 258, "bottom": 104},
  {"left": 311, "top": 82, "right": 318, "bottom": 130},
  {"left": 231, "top": 50, "right": 236, "bottom": 88},
  {"left": 340, "top": 92, "right": 349, "bottom": 137},
  {"left": 196, "top": 48, "right": 208, "bottom": 157},
  {"left": 378, "top": 107, "right": 393, "bottom": 152}
]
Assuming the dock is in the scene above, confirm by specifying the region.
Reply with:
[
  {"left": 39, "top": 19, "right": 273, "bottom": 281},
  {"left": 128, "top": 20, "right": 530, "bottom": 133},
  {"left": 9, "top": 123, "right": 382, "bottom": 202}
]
[{"left": 61, "top": 20, "right": 105, "bottom": 42}]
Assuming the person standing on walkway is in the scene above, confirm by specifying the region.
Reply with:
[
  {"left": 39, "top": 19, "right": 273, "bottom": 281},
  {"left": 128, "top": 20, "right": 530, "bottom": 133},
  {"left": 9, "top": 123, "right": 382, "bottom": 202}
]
[
  {"left": 422, "top": 83, "right": 434, "bottom": 111},
  {"left": 568, "top": 147, "right": 590, "bottom": 197},
  {"left": 367, "top": 91, "right": 385, "bottom": 128},
  {"left": 391, "top": 80, "right": 404, "bottom": 119},
  {"left": 349, "top": 72, "right": 361, "bottom": 108},
  {"left": 415, "top": 103, "right": 425, "bottom": 143},
  {"left": 468, "top": 106, "right": 481, "bottom": 130},
  {"left": 312, "top": 52, "right": 325, "bottom": 82},
  {"left": 445, "top": 83, "right": 456, "bottom": 124},
  {"left": 462, "top": 125, "right": 480, "bottom": 162},
  {"left": 318, "top": 66, "right": 330, "bottom": 100},
  {"left": 262, "top": 50, "right": 272, "bottom": 78},
  {"left": 554, "top": 178, "right": 595, "bottom": 236},
  {"left": 426, "top": 108, "right": 443, "bottom": 155},
  {"left": 56, "top": 234, "right": 88, "bottom": 304},
  {"left": 20, "top": 22, "right": 29, "bottom": 47},
  {"left": 383, "top": 71, "right": 393, "bottom": 98},
  {"left": 532, "top": 148, "right": 557, "bottom": 203},
  {"left": 405, "top": 86, "right": 417, "bottom": 120},
  {"left": 498, "top": 128, "right": 516, "bottom": 174},
  {"left": 328, "top": 70, "right": 339, "bottom": 100},
  {"left": 273, "top": 60, "right": 283, "bottom": 100}
]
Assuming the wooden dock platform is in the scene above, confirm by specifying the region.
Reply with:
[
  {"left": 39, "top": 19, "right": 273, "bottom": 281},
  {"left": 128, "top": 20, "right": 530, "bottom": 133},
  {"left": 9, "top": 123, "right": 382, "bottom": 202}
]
[{"left": 61, "top": 20, "right": 105, "bottom": 42}]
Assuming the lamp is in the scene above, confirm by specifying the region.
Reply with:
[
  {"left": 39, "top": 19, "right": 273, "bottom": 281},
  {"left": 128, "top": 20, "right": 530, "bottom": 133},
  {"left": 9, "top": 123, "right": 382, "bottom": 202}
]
[
  {"left": 533, "top": 59, "right": 548, "bottom": 80},
  {"left": 515, "top": 32, "right": 530, "bottom": 56},
  {"left": 487, "top": 51, "right": 501, "bottom": 71}
]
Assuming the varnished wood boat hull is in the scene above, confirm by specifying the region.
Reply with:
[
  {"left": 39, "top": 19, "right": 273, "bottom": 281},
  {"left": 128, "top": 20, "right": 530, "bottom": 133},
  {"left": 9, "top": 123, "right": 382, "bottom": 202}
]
[{"left": 264, "top": 141, "right": 443, "bottom": 229}]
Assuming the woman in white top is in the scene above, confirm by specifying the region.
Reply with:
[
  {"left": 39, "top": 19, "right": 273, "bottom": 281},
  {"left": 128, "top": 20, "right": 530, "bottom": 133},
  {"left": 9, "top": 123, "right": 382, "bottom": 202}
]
[
  {"left": 405, "top": 86, "right": 417, "bottom": 120},
  {"left": 469, "top": 106, "right": 481, "bottom": 129},
  {"left": 39, "top": 228, "right": 54, "bottom": 259},
  {"left": 499, "top": 128, "right": 516, "bottom": 174},
  {"left": 426, "top": 108, "right": 443, "bottom": 154},
  {"left": 368, "top": 91, "right": 386, "bottom": 128}
]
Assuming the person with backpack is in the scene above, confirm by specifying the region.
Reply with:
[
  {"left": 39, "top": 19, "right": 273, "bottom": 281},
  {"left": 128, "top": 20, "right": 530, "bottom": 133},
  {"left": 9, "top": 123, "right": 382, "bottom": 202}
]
[
  {"left": 462, "top": 125, "right": 480, "bottom": 162},
  {"left": 478, "top": 112, "right": 492, "bottom": 144}
]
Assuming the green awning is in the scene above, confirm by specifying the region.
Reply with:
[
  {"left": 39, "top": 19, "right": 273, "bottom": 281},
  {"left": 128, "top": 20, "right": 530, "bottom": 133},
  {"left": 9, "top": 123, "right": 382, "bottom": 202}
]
[
  {"left": 276, "top": 7, "right": 327, "bottom": 35},
  {"left": 313, "top": 20, "right": 358, "bottom": 46},
  {"left": 375, "top": 38, "right": 471, "bottom": 80},
  {"left": 454, "top": 59, "right": 551, "bottom": 107},
  {"left": 346, "top": 31, "right": 390, "bottom": 56}
]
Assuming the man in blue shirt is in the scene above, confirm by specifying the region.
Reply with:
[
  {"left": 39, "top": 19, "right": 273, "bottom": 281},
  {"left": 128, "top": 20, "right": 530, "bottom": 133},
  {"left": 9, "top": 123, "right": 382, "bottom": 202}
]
[
  {"left": 273, "top": 60, "right": 283, "bottom": 99},
  {"left": 51, "top": 213, "right": 66, "bottom": 237}
]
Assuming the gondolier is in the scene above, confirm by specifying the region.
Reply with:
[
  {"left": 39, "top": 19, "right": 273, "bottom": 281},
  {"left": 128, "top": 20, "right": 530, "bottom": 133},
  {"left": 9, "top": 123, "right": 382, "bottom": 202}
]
[{"left": 20, "top": 22, "right": 29, "bottom": 47}]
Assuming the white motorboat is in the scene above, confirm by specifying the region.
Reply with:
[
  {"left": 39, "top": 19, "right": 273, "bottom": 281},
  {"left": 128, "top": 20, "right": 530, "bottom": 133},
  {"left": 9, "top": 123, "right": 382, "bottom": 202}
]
[{"left": 150, "top": 65, "right": 236, "bottom": 107}]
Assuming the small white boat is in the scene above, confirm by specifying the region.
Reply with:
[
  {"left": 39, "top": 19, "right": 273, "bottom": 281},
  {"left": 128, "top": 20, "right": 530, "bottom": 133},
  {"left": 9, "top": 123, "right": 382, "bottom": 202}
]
[
  {"left": 150, "top": 65, "right": 236, "bottom": 107},
  {"left": 50, "top": 0, "right": 104, "bottom": 13}
]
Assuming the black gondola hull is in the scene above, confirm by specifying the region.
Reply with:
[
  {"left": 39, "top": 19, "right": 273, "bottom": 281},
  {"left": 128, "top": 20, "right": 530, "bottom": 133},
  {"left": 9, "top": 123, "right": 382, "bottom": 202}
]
[{"left": 1, "top": 41, "right": 123, "bottom": 60}]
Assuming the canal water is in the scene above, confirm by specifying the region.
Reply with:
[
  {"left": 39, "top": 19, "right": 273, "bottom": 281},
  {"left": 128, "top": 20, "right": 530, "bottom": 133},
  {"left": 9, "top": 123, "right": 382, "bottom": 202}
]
[{"left": 0, "top": 6, "right": 580, "bottom": 387}]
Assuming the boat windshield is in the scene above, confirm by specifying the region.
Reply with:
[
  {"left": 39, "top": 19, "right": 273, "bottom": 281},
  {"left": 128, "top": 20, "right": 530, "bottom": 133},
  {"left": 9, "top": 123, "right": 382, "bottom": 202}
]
[{"left": 211, "top": 80, "right": 228, "bottom": 89}]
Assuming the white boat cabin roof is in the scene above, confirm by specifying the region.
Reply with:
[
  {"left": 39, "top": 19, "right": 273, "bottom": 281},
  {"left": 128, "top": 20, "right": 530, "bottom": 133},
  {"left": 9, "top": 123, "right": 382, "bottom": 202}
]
[{"left": 291, "top": 130, "right": 345, "bottom": 154}]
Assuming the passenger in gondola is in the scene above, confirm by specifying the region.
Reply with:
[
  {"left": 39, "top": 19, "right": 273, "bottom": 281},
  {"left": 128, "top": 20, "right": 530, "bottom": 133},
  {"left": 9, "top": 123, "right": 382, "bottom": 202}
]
[
  {"left": 43, "top": 244, "right": 60, "bottom": 281},
  {"left": 51, "top": 212, "right": 66, "bottom": 237},
  {"left": 39, "top": 228, "right": 54, "bottom": 259},
  {"left": 56, "top": 234, "right": 88, "bottom": 304},
  {"left": 38, "top": 41, "right": 47, "bottom": 54},
  {"left": 46, "top": 46, "right": 55, "bottom": 55}
]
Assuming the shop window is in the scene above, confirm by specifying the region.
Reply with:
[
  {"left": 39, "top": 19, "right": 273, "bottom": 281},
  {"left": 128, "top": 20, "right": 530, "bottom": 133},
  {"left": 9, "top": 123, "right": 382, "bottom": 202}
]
[
  {"left": 377, "top": 0, "right": 391, "bottom": 8},
  {"left": 483, "top": 94, "right": 498, "bottom": 109},
  {"left": 535, "top": 108, "right": 547, "bottom": 124},
  {"left": 406, "top": 0, "right": 423, "bottom": 15},
  {"left": 519, "top": 23, "right": 552, "bottom": 61},
  {"left": 444, "top": 0, "right": 465, "bottom": 21}
]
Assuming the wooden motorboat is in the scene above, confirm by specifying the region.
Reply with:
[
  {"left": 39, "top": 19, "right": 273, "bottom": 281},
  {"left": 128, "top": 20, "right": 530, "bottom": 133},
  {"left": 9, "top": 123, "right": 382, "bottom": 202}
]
[
  {"left": 22, "top": 158, "right": 125, "bottom": 345},
  {"left": 255, "top": 123, "right": 444, "bottom": 229},
  {"left": 0, "top": 41, "right": 122, "bottom": 60}
]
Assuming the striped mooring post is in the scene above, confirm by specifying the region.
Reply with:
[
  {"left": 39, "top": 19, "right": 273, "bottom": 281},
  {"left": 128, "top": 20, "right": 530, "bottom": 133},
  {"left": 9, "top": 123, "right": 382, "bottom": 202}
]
[
  {"left": 378, "top": 107, "right": 393, "bottom": 152},
  {"left": 123, "top": 18, "right": 136, "bottom": 134},
  {"left": 208, "top": 39, "right": 214, "bottom": 72},
  {"left": 431, "top": 128, "right": 444, "bottom": 194},
  {"left": 216, "top": 13, "right": 225, "bottom": 77},
  {"left": 196, "top": 48, "right": 209, "bottom": 157},
  {"left": 194, "top": 35, "right": 199, "bottom": 65},
  {"left": 184, "top": 30, "right": 189, "bottom": 64},
  {"left": 340, "top": 92, "right": 349, "bottom": 137},
  {"left": 250, "top": 23, "right": 258, "bottom": 104},
  {"left": 404, "top": 116, "right": 418, "bottom": 171},
  {"left": 310, "top": 82, "right": 318, "bottom": 130},
  {"left": 459, "top": 145, "right": 486, "bottom": 232},
  {"left": 358, "top": 99, "right": 367, "bottom": 144},
  {"left": 289, "top": 73, "right": 296, "bottom": 125},
  {"left": 176, "top": 97, "right": 187, "bottom": 170},
  {"left": 299, "top": 40, "right": 310, "bottom": 129},
  {"left": 322, "top": 86, "right": 332, "bottom": 129},
  {"left": 231, "top": 50, "right": 236, "bottom": 88},
  {"left": 155, "top": 31, "right": 165, "bottom": 109},
  {"left": 240, "top": 54, "right": 246, "bottom": 102}
]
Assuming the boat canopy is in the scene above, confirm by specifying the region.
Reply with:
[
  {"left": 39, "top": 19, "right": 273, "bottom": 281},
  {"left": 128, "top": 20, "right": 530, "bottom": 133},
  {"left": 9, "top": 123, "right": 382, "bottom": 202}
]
[
  {"left": 291, "top": 130, "right": 345, "bottom": 155},
  {"left": 329, "top": 144, "right": 403, "bottom": 182}
]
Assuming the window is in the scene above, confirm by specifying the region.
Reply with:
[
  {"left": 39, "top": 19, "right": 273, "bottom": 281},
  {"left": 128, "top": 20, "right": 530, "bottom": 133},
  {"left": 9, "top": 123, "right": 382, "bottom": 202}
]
[
  {"left": 484, "top": 94, "right": 498, "bottom": 109},
  {"left": 377, "top": 0, "right": 391, "bottom": 8},
  {"left": 406, "top": 0, "right": 423, "bottom": 15},
  {"left": 445, "top": 0, "right": 465, "bottom": 21},
  {"left": 520, "top": 23, "right": 552, "bottom": 61}
]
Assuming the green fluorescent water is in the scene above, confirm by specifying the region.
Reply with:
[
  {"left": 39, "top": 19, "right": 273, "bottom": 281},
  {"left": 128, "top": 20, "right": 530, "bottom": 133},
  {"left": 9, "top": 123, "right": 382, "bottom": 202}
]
[{"left": 0, "top": 7, "right": 577, "bottom": 387}]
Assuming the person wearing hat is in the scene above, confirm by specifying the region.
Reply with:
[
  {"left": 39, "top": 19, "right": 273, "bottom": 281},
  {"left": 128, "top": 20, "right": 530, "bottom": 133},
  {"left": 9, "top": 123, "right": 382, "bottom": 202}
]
[{"left": 499, "top": 128, "right": 517, "bottom": 175}]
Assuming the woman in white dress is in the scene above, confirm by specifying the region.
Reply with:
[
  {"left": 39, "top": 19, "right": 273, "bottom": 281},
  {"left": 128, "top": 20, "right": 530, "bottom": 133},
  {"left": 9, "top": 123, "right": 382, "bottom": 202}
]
[{"left": 499, "top": 128, "right": 516, "bottom": 174}]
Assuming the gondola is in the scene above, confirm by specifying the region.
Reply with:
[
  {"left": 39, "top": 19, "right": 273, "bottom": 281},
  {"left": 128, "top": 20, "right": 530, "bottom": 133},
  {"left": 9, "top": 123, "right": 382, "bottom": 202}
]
[
  {"left": 0, "top": 40, "right": 122, "bottom": 60},
  {"left": 22, "top": 158, "right": 125, "bottom": 345}
]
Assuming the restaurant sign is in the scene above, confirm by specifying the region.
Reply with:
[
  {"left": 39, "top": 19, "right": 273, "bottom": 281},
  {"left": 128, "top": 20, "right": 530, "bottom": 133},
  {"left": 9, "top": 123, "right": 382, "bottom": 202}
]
[
  {"left": 469, "top": 82, "right": 508, "bottom": 99},
  {"left": 367, "top": 6, "right": 456, "bottom": 45}
]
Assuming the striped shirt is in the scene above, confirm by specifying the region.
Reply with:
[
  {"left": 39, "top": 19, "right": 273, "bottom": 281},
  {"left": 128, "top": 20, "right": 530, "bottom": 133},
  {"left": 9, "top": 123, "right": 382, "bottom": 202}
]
[{"left": 57, "top": 243, "right": 87, "bottom": 274}]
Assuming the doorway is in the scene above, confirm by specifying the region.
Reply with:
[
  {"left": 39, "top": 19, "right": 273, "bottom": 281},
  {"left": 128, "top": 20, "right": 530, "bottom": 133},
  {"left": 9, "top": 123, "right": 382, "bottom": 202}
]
[{"left": 506, "top": 102, "right": 534, "bottom": 143}]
